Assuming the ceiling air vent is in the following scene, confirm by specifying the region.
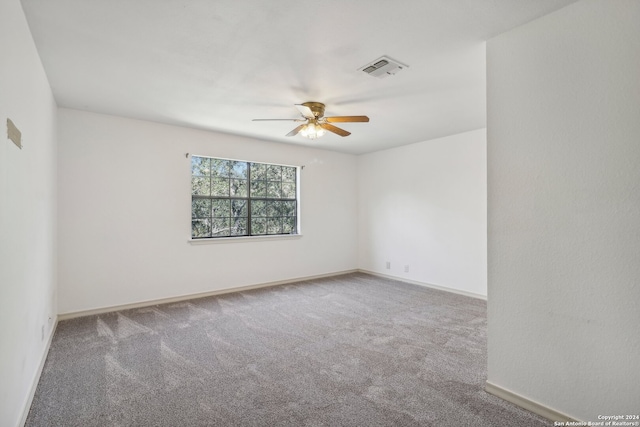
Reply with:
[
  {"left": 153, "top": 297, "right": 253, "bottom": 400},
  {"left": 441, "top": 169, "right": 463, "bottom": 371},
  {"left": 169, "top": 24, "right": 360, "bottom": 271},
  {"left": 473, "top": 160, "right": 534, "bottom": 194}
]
[{"left": 359, "top": 56, "right": 408, "bottom": 78}]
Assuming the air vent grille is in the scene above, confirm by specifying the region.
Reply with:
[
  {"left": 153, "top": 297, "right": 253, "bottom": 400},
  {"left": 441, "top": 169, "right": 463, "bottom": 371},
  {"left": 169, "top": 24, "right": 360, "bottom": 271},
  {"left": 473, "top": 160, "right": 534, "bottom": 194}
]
[
  {"left": 359, "top": 56, "right": 408, "bottom": 79},
  {"left": 363, "top": 60, "right": 389, "bottom": 74}
]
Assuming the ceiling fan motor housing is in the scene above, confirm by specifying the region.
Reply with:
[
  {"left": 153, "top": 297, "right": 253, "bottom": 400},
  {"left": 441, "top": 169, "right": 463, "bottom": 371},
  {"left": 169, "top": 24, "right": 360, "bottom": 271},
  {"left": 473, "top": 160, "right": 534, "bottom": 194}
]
[{"left": 301, "top": 102, "right": 326, "bottom": 118}]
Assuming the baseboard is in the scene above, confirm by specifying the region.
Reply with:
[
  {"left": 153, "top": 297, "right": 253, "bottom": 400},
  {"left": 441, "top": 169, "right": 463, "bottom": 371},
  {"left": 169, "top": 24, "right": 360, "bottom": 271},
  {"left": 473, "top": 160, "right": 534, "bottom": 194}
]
[
  {"left": 485, "top": 381, "right": 578, "bottom": 423},
  {"left": 358, "top": 269, "right": 487, "bottom": 301},
  {"left": 19, "top": 318, "right": 58, "bottom": 427},
  {"left": 58, "top": 269, "right": 359, "bottom": 320}
]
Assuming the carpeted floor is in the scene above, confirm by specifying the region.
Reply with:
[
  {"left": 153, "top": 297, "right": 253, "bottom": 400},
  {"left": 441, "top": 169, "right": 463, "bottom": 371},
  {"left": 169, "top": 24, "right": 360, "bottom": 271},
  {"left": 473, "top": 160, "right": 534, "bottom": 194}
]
[{"left": 26, "top": 273, "right": 549, "bottom": 426}]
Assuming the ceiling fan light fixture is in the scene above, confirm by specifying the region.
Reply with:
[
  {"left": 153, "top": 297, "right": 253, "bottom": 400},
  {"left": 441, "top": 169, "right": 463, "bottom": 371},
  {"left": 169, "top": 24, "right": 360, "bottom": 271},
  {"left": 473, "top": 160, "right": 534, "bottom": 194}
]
[{"left": 301, "top": 122, "right": 325, "bottom": 139}]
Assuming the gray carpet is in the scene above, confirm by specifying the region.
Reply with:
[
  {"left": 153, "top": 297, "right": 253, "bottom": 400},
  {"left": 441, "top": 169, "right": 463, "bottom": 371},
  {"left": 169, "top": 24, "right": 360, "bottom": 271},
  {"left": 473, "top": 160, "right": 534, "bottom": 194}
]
[{"left": 27, "top": 273, "right": 549, "bottom": 426}]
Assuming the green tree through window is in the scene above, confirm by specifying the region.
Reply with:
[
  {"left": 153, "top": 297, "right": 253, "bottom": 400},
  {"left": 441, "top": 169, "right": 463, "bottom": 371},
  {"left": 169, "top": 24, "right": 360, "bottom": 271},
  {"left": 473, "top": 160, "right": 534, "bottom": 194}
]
[{"left": 191, "top": 156, "right": 298, "bottom": 238}]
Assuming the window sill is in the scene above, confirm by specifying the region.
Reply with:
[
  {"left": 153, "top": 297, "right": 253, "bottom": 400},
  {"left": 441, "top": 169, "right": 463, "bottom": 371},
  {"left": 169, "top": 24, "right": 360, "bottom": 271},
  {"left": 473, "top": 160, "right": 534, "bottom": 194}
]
[{"left": 188, "top": 234, "right": 303, "bottom": 245}]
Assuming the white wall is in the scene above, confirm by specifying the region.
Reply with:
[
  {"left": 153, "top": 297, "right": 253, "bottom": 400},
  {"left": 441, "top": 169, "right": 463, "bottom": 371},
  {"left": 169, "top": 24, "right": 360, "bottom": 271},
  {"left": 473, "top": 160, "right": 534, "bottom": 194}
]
[
  {"left": 57, "top": 108, "right": 358, "bottom": 314},
  {"left": 0, "top": 0, "right": 58, "bottom": 425},
  {"left": 487, "top": 0, "right": 640, "bottom": 420},
  {"left": 358, "top": 129, "right": 487, "bottom": 297}
]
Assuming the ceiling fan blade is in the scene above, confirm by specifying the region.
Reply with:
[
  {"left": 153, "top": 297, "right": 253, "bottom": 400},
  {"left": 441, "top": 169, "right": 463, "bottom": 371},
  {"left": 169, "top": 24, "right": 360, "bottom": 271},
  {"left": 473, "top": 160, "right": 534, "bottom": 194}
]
[
  {"left": 295, "top": 104, "right": 315, "bottom": 119},
  {"left": 320, "top": 123, "right": 351, "bottom": 137},
  {"left": 325, "top": 116, "right": 370, "bottom": 123},
  {"left": 286, "top": 124, "right": 306, "bottom": 137},
  {"left": 252, "top": 118, "right": 304, "bottom": 121}
]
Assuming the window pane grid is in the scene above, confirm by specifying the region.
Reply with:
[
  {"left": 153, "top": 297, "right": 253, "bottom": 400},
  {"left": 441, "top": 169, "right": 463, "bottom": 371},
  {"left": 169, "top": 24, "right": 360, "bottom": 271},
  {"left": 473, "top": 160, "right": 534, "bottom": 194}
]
[{"left": 191, "top": 156, "right": 297, "bottom": 239}]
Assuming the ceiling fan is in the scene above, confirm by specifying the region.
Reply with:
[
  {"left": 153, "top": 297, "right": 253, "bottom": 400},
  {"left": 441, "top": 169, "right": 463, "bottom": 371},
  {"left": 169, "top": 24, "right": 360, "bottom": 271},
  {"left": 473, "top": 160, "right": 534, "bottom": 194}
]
[{"left": 252, "top": 102, "right": 369, "bottom": 139}]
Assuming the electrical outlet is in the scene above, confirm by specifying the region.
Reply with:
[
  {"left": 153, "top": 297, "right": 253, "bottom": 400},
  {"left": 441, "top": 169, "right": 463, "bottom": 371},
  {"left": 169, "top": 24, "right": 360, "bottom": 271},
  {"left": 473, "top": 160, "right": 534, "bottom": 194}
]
[
  {"left": 385, "top": 261, "right": 391, "bottom": 269},
  {"left": 404, "top": 265, "right": 410, "bottom": 273}
]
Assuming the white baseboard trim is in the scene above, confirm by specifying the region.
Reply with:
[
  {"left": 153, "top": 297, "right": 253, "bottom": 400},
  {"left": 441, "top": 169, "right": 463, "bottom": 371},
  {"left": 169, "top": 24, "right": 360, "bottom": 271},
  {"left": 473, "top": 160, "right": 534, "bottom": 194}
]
[
  {"left": 485, "top": 381, "right": 578, "bottom": 423},
  {"left": 358, "top": 269, "right": 487, "bottom": 301},
  {"left": 58, "top": 269, "right": 359, "bottom": 320},
  {"left": 19, "top": 318, "right": 58, "bottom": 427}
]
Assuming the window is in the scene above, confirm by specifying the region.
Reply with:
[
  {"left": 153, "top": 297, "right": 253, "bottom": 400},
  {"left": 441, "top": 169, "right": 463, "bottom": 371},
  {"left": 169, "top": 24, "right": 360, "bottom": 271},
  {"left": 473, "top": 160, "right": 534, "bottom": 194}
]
[{"left": 191, "top": 155, "right": 298, "bottom": 239}]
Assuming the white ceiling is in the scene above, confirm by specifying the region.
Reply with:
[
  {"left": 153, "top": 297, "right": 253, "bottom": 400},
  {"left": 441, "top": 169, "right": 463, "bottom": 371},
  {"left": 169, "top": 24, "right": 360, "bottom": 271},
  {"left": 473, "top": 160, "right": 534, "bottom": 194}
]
[{"left": 21, "top": 0, "right": 577, "bottom": 154}]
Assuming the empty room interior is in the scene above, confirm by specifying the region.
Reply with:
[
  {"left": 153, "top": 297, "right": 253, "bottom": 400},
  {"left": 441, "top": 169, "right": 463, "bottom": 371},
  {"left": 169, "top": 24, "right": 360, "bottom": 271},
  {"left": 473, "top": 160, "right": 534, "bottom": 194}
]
[{"left": 1, "top": 0, "right": 639, "bottom": 425}]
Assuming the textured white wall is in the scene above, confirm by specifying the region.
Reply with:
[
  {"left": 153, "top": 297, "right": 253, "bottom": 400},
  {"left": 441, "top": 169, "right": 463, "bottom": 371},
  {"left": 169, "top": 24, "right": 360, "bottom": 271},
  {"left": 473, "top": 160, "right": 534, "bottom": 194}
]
[
  {"left": 487, "top": 0, "right": 640, "bottom": 420},
  {"left": 57, "top": 109, "right": 358, "bottom": 314},
  {"left": 0, "top": 0, "right": 58, "bottom": 425},
  {"left": 358, "top": 129, "right": 487, "bottom": 297}
]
